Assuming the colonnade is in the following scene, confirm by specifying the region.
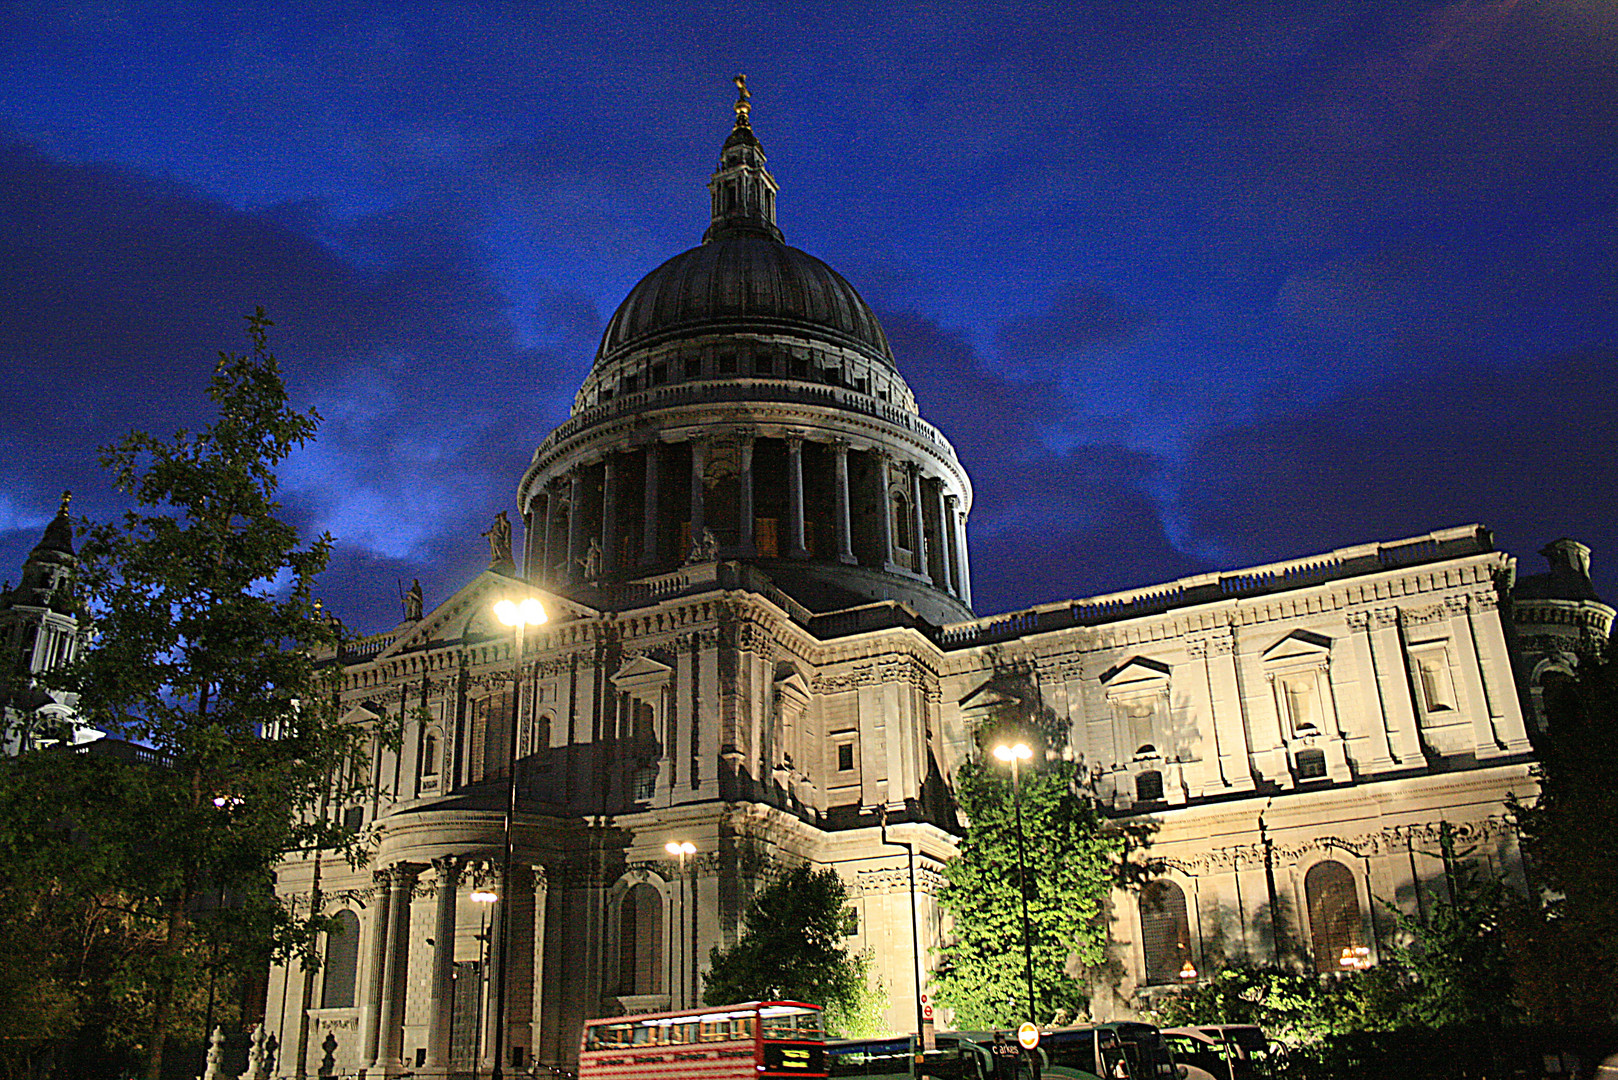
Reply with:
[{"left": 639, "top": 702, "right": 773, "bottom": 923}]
[
  {"left": 354, "top": 857, "right": 549, "bottom": 1077},
  {"left": 523, "top": 431, "right": 971, "bottom": 607}
]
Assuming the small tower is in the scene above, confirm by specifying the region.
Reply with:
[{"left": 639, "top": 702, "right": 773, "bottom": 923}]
[
  {"left": 0, "top": 492, "right": 98, "bottom": 753},
  {"left": 703, "top": 74, "right": 784, "bottom": 243},
  {"left": 1511, "top": 538, "right": 1615, "bottom": 731}
]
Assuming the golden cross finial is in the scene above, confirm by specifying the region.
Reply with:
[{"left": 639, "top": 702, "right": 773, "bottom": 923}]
[{"left": 734, "top": 73, "right": 751, "bottom": 125}]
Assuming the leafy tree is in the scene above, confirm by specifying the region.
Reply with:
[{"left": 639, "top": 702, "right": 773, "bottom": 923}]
[
  {"left": 1382, "top": 829, "right": 1515, "bottom": 1028},
  {"left": 3, "top": 310, "right": 377, "bottom": 1080},
  {"left": 704, "top": 864, "right": 885, "bottom": 1036},
  {"left": 1507, "top": 655, "right": 1618, "bottom": 1023},
  {"left": 930, "top": 756, "right": 1120, "bottom": 1028}
]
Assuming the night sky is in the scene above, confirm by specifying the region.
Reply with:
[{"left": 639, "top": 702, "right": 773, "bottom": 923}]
[{"left": 2, "top": 1, "right": 1615, "bottom": 632}]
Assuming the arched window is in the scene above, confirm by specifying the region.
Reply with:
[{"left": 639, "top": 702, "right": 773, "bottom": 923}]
[
  {"left": 619, "top": 883, "right": 664, "bottom": 995},
  {"left": 321, "top": 909, "right": 361, "bottom": 1008},
  {"left": 1306, "top": 861, "right": 1364, "bottom": 972},
  {"left": 891, "top": 491, "right": 912, "bottom": 548},
  {"left": 1140, "top": 880, "right": 1192, "bottom": 986},
  {"left": 1135, "top": 770, "right": 1165, "bottom": 803},
  {"left": 421, "top": 731, "right": 439, "bottom": 777}
]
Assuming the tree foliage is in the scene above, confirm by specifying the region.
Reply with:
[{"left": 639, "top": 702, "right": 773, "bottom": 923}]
[
  {"left": 0, "top": 311, "right": 376, "bottom": 1079},
  {"left": 930, "top": 756, "right": 1121, "bottom": 1028},
  {"left": 1507, "top": 654, "right": 1618, "bottom": 1023},
  {"left": 704, "top": 864, "right": 885, "bottom": 1037}
]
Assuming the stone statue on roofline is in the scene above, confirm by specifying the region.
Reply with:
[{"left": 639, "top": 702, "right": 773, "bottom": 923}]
[
  {"left": 404, "top": 578, "right": 423, "bottom": 621},
  {"left": 482, "top": 511, "right": 513, "bottom": 571},
  {"left": 687, "top": 527, "right": 719, "bottom": 564}
]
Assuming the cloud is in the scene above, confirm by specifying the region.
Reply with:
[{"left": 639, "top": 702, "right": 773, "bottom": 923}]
[
  {"left": 0, "top": 137, "right": 585, "bottom": 631},
  {"left": 994, "top": 282, "right": 1159, "bottom": 374},
  {"left": 1176, "top": 344, "right": 1618, "bottom": 598}
]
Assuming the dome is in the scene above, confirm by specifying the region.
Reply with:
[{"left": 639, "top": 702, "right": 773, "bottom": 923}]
[{"left": 595, "top": 237, "right": 896, "bottom": 370}]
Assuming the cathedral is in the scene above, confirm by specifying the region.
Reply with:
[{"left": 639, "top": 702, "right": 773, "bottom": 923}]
[{"left": 8, "top": 80, "right": 1599, "bottom": 1077}]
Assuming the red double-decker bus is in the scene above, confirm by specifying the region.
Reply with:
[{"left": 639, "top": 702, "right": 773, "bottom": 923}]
[{"left": 579, "top": 1000, "right": 827, "bottom": 1080}]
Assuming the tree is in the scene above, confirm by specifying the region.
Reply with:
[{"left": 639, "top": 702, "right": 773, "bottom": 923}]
[
  {"left": 930, "top": 756, "right": 1121, "bottom": 1028},
  {"left": 1382, "top": 827, "right": 1515, "bottom": 1028},
  {"left": 704, "top": 864, "right": 885, "bottom": 1037},
  {"left": 7, "top": 310, "right": 376, "bottom": 1080},
  {"left": 1506, "top": 655, "right": 1618, "bottom": 1023}
]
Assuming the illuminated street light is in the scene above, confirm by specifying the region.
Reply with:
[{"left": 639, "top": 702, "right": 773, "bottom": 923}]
[
  {"left": 489, "top": 593, "right": 548, "bottom": 1080},
  {"left": 664, "top": 841, "right": 697, "bottom": 1003},
  {"left": 469, "top": 886, "right": 498, "bottom": 904},
  {"left": 992, "top": 741, "right": 1037, "bottom": 1026}
]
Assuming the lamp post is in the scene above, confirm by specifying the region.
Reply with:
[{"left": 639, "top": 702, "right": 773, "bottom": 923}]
[
  {"left": 992, "top": 741, "right": 1036, "bottom": 1026},
  {"left": 491, "top": 596, "right": 547, "bottom": 1080},
  {"left": 664, "top": 841, "right": 696, "bottom": 1004}
]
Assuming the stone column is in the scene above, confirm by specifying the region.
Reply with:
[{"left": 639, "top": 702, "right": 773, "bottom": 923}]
[
  {"left": 833, "top": 439, "right": 856, "bottom": 565},
  {"left": 952, "top": 500, "right": 973, "bottom": 608},
  {"left": 359, "top": 868, "right": 394, "bottom": 1068},
  {"left": 600, "top": 455, "right": 618, "bottom": 577},
  {"left": 875, "top": 451, "right": 898, "bottom": 573},
  {"left": 642, "top": 443, "right": 661, "bottom": 567},
  {"left": 786, "top": 434, "right": 808, "bottom": 559},
  {"left": 529, "top": 867, "right": 549, "bottom": 1064},
  {"left": 372, "top": 864, "right": 418, "bottom": 1073},
  {"left": 907, "top": 463, "right": 930, "bottom": 582},
  {"left": 1464, "top": 590, "right": 1533, "bottom": 754},
  {"left": 935, "top": 485, "right": 954, "bottom": 593},
  {"left": 566, "top": 470, "right": 584, "bottom": 584},
  {"left": 541, "top": 486, "right": 557, "bottom": 585},
  {"left": 689, "top": 438, "right": 707, "bottom": 556},
  {"left": 737, "top": 430, "right": 756, "bottom": 557},
  {"left": 424, "top": 857, "right": 461, "bottom": 1073}
]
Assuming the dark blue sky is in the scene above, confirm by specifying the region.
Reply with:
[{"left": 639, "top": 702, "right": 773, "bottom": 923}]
[{"left": 2, "top": 1, "right": 1615, "bottom": 630}]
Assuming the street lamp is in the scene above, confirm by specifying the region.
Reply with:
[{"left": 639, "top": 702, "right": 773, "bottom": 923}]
[
  {"left": 992, "top": 741, "right": 1036, "bottom": 1026},
  {"left": 490, "top": 595, "right": 548, "bottom": 1080},
  {"left": 664, "top": 841, "right": 697, "bottom": 1003}
]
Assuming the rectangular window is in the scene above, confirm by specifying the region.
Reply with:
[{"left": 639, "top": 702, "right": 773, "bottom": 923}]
[
  {"left": 1296, "top": 748, "right": 1329, "bottom": 780},
  {"left": 623, "top": 374, "right": 638, "bottom": 393},
  {"left": 685, "top": 356, "right": 702, "bottom": 378},
  {"left": 789, "top": 356, "right": 808, "bottom": 376},
  {"left": 651, "top": 363, "right": 667, "bottom": 385},
  {"left": 718, "top": 353, "right": 737, "bottom": 373},
  {"left": 754, "top": 353, "right": 773, "bottom": 375},
  {"left": 634, "top": 765, "right": 657, "bottom": 802},
  {"left": 342, "top": 805, "right": 364, "bottom": 834},
  {"left": 837, "top": 742, "right": 855, "bottom": 772}
]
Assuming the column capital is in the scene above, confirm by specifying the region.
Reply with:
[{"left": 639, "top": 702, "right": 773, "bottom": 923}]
[
  {"left": 732, "top": 425, "right": 758, "bottom": 442},
  {"left": 531, "top": 864, "right": 549, "bottom": 892},
  {"left": 784, "top": 431, "right": 806, "bottom": 450},
  {"left": 944, "top": 492, "right": 959, "bottom": 508},
  {"left": 831, "top": 436, "right": 851, "bottom": 454},
  {"left": 429, "top": 855, "right": 463, "bottom": 883}
]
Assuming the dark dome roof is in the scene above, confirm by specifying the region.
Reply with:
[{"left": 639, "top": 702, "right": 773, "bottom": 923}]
[{"left": 596, "top": 237, "right": 895, "bottom": 369}]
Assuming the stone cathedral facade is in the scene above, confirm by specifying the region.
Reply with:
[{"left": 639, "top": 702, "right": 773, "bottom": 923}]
[{"left": 260, "top": 85, "right": 1613, "bottom": 1078}]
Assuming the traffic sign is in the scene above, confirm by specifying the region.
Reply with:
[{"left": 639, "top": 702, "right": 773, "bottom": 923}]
[{"left": 1017, "top": 1022, "right": 1040, "bottom": 1050}]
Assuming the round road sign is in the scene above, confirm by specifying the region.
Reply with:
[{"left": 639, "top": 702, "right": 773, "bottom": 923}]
[{"left": 1017, "top": 1022, "right": 1040, "bottom": 1050}]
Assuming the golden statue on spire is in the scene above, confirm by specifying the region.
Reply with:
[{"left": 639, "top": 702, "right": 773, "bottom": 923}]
[{"left": 734, "top": 73, "right": 751, "bottom": 126}]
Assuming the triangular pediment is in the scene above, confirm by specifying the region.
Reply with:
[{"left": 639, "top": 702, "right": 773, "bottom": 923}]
[
  {"left": 1262, "top": 629, "right": 1333, "bottom": 665},
  {"left": 1100, "top": 656, "right": 1172, "bottom": 689},
  {"left": 958, "top": 681, "right": 1028, "bottom": 713},
  {"left": 613, "top": 655, "right": 674, "bottom": 682},
  {"left": 369, "top": 571, "right": 597, "bottom": 661}
]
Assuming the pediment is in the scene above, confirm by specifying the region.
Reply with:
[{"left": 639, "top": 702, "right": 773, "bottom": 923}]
[
  {"left": 1262, "top": 630, "right": 1333, "bottom": 666},
  {"left": 612, "top": 654, "right": 674, "bottom": 689},
  {"left": 958, "top": 682, "right": 1028, "bottom": 713},
  {"left": 370, "top": 571, "right": 597, "bottom": 661},
  {"left": 1099, "top": 656, "right": 1172, "bottom": 691}
]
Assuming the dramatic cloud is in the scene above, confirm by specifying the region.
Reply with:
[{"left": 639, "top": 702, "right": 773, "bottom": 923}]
[{"left": 1176, "top": 345, "right": 1618, "bottom": 598}]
